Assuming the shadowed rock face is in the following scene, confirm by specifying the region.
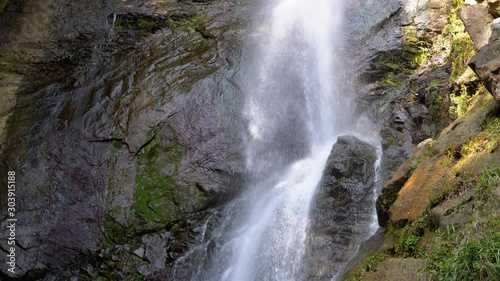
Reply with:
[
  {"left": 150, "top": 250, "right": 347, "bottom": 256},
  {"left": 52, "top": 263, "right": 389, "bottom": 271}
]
[
  {"left": 305, "top": 135, "right": 377, "bottom": 280},
  {"left": 470, "top": 41, "right": 500, "bottom": 103},
  {"left": 0, "top": 0, "right": 252, "bottom": 279},
  {"left": 464, "top": 0, "right": 500, "bottom": 103}
]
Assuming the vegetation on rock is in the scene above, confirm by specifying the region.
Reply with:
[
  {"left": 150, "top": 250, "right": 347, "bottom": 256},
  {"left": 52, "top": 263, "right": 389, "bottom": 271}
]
[{"left": 348, "top": 0, "right": 500, "bottom": 280}]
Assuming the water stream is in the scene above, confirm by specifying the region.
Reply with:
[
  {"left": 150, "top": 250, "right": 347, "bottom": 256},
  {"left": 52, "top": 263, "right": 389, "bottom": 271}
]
[
  {"left": 208, "top": 0, "right": 346, "bottom": 279},
  {"left": 171, "top": 0, "right": 367, "bottom": 280}
]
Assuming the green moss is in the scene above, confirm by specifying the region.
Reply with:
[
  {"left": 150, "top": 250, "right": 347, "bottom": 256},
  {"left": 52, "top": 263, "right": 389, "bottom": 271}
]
[
  {"left": 137, "top": 19, "right": 157, "bottom": 32},
  {"left": 103, "top": 212, "right": 133, "bottom": 245},
  {"left": 0, "top": 0, "right": 8, "bottom": 13},
  {"left": 345, "top": 252, "right": 389, "bottom": 280},
  {"left": 452, "top": 116, "right": 500, "bottom": 158},
  {"left": 0, "top": 63, "right": 19, "bottom": 74},
  {"left": 181, "top": 12, "right": 204, "bottom": 32},
  {"left": 390, "top": 214, "right": 434, "bottom": 257},
  {"left": 372, "top": 26, "right": 431, "bottom": 88},
  {"left": 132, "top": 134, "right": 185, "bottom": 228},
  {"left": 111, "top": 17, "right": 158, "bottom": 33},
  {"left": 485, "top": 117, "right": 500, "bottom": 152},
  {"left": 411, "top": 140, "right": 438, "bottom": 170}
]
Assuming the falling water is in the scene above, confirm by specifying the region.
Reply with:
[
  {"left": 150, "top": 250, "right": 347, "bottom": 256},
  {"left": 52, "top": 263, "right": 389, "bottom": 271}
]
[
  {"left": 174, "top": 0, "right": 351, "bottom": 280},
  {"left": 210, "top": 0, "right": 346, "bottom": 279}
]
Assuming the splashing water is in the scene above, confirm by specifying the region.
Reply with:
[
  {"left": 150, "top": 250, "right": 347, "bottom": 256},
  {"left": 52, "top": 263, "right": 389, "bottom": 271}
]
[{"left": 178, "top": 0, "right": 351, "bottom": 280}]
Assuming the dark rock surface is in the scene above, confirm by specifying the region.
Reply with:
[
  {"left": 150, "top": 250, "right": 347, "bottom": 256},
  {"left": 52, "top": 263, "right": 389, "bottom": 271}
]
[
  {"left": 0, "top": 0, "right": 252, "bottom": 279},
  {"left": 467, "top": 0, "right": 500, "bottom": 103},
  {"left": 470, "top": 39, "right": 500, "bottom": 103},
  {"left": 305, "top": 135, "right": 377, "bottom": 280}
]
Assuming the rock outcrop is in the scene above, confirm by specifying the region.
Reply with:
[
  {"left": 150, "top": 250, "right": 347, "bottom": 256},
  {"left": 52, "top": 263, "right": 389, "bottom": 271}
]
[
  {"left": 306, "top": 135, "right": 377, "bottom": 280},
  {"left": 465, "top": 0, "right": 500, "bottom": 102}
]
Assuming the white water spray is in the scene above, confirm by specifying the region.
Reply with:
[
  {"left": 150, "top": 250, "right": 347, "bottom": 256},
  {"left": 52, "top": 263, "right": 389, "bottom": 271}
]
[{"left": 195, "top": 0, "right": 349, "bottom": 280}]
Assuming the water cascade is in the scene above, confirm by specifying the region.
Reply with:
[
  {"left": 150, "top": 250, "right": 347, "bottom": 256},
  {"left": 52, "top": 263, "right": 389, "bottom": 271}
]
[{"left": 171, "top": 0, "right": 371, "bottom": 280}]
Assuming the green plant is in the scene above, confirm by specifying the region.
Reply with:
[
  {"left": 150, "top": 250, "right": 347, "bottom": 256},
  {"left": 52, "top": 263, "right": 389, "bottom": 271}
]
[
  {"left": 391, "top": 214, "right": 433, "bottom": 257},
  {"left": 345, "top": 252, "right": 389, "bottom": 280},
  {"left": 426, "top": 228, "right": 500, "bottom": 281},
  {"left": 411, "top": 140, "right": 438, "bottom": 170},
  {"left": 485, "top": 117, "right": 500, "bottom": 152},
  {"left": 473, "top": 168, "right": 500, "bottom": 199},
  {"left": 180, "top": 12, "right": 204, "bottom": 32},
  {"left": 449, "top": 84, "right": 473, "bottom": 117},
  {"left": 137, "top": 19, "right": 157, "bottom": 32},
  {"left": 0, "top": 0, "right": 8, "bottom": 13},
  {"left": 404, "top": 235, "right": 421, "bottom": 253},
  {"left": 454, "top": 117, "right": 500, "bottom": 157},
  {"left": 444, "top": 199, "right": 467, "bottom": 215}
]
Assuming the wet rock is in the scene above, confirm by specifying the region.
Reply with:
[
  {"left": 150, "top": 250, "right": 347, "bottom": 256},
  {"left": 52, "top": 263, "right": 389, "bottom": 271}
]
[
  {"left": 458, "top": 3, "right": 493, "bottom": 50},
  {"left": 0, "top": 0, "right": 251, "bottom": 279},
  {"left": 345, "top": 0, "right": 402, "bottom": 73},
  {"left": 306, "top": 135, "right": 377, "bottom": 280}
]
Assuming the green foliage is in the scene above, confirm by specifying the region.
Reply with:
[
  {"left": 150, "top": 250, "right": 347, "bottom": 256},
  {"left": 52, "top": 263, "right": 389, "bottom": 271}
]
[
  {"left": 391, "top": 215, "right": 433, "bottom": 257},
  {"left": 345, "top": 252, "right": 389, "bottom": 280},
  {"left": 137, "top": 19, "right": 157, "bottom": 32},
  {"left": 449, "top": 84, "right": 475, "bottom": 118},
  {"left": 112, "top": 17, "right": 158, "bottom": 32},
  {"left": 372, "top": 29, "right": 430, "bottom": 88},
  {"left": 0, "top": 63, "right": 19, "bottom": 74},
  {"left": 0, "top": 0, "right": 8, "bottom": 13},
  {"left": 411, "top": 140, "right": 438, "bottom": 170},
  {"left": 180, "top": 12, "right": 204, "bottom": 32},
  {"left": 444, "top": 199, "right": 467, "bottom": 216},
  {"left": 404, "top": 234, "right": 421, "bottom": 253},
  {"left": 473, "top": 168, "right": 500, "bottom": 200},
  {"left": 426, "top": 223, "right": 500, "bottom": 281},
  {"left": 485, "top": 117, "right": 500, "bottom": 152},
  {"left": 425, "top": 163, "right": 500, "bottom": 281},
  {"left": 451, "top": 117, "right": 500, "bottom": 158}
]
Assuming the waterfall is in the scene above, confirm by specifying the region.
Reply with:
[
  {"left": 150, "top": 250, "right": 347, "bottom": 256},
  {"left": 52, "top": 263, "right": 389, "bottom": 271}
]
[
  {"left": 210, "top": 0, "right": 347, "bottom": 279},
  {"left": 173, "top": 0, "right": 351, "bottom": 280}
]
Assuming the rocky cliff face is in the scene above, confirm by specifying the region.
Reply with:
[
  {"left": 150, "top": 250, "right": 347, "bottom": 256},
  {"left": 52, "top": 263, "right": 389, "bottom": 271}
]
[
  {"left": 1, "top": 0, "right": 497, "bottom": 280},
  {"left": 467, "top": 0, "right": 500, "bottom": 102},
  {"left": 0, "top": 0, "right": 252, "bottom": 279},
  {"left": 347, "top": 0, "right": 500, "bottom": 280}
]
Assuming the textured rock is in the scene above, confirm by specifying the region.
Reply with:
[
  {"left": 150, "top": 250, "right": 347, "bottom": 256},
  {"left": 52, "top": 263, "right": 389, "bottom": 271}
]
[
  {"left": 361, "top": 258, "right": 430, "bottom": 281},
  {"left": 469, "top": 38, "right": 500, "bottom": 102},
  {"left": 458, "top": 3, "right": 493, "bottom": 50},
  {"left": 0, "top": 0, "right": 251, "bottom": 279},
  {"left": 387, "top": 94, "right": 499, "bottom": 225},
  {"left": 306, "top": 135, "right": 377, "bottom": 280},
  {"left": 353, "top": 0, "right": 455, "bottom": 185},
  {"left": 477, "top": 0, "right": 500, "bottom": 17}
]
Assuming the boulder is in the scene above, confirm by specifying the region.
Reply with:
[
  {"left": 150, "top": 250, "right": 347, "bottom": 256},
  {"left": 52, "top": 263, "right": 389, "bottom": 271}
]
[
  {"left": 458, "top": 3, "right": 493, "bottom": 50},
  {"left": 477, "top": 0, "right": 500, "bottom": 17},
  {"left": 305, "top": 135, "right": 377, "bottom": 280},
  {"left": 469, "top": 38, "right": 500, "bottom": 102}
]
